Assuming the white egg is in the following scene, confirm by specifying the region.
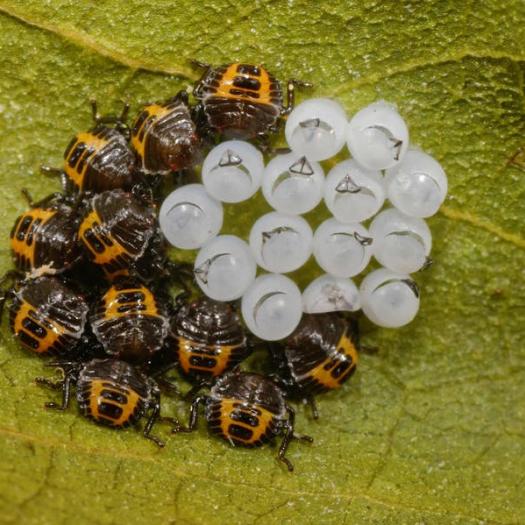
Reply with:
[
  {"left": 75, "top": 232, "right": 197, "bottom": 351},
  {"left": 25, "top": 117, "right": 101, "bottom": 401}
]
[
  {"left": 359, "top": 268, "right": 420, "bottom": 328},
  {"left": 369, "top": 208, "right": 431, "bottom": 274},
  {"left": 347, "top": 100, "right": 409, "bottom": 170},
  {"left": 201, "top": 140, "right": 264, "bottom": 203},
  {"left": 249, "top": 212, "right": 313, "bottom": 273},
  {"left": 385, "top": 149, "right": 447, "bottom": 218},
  {"left": 159, "top": 184, "right": 223, "bottom": 249},
  {"left": 285, "top": 98, "right": 348, "bottom": 161},
  {"left": 313, "top": 218, "right": 373, "bottom": 278},
  {"left": 302, "top": 274, "right": 361, "bottom": 313},
  {"left": 194, "top": 235, "right": 256, "bottom": 301},
  {"left": 324, "top": 159, "right": 385, "bottom": 223},
  {"left": 241, "top": 274, "right": 303, "bottom": 341},
  {"left": 262, "top": 152, "right": 324, "bottom": 215}
]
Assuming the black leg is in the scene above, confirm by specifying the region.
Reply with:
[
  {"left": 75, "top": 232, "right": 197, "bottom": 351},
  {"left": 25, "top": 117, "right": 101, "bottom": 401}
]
[
  {"left": 119, "top": 101, "right": 130, "bottom": 123},
  {"left": 190, "top": 59, "right": 211, "bottom": 70},
  {"left": 282, "top": 79, "right": 313, "bottom": 116},
  {"left": 61, "top": 172, "right": 72, "bottom": 193},
  {"left": 282, "top": 80, "right": 296, "bottom": 116},
  {"left": 42, "top": 373, "right": 73, "bottom": 410},
  {"left": 42, "top": 168, "right": 76, "bottom": 195},
  {"left": 21, "top": 188, "right": 34, "bottom": 207},
  {"left": 420, "top": 256, "right": 433, "bottom": 271},
  {"left": 91, "top": 99, "right": 130, "bottom": 136},
  {"left": 278, "top": 408, "right": 296, "bottom": 472},
  {"left": 270, "top": 146, "right": 292, "bottom": 155},
  {"left": 168, "top": 90, "right": 189, "bottom": 106},
  {"left": 306, "top": 396, "right": 319, "bottom": 420},
  {"left": 21, "top": 189, "right": 63, "bottom": 209},
  {"left": 40, "top": 165, "right": 63, "bottom": 177},
  {"left": 90, "top": 99, "right": 100, "bottom": 124},
  {"left": 115, "top": 102, "right": 131, "bottom": 139},
  {"left": 173, "top": 395, "right": 206, "bottom": 433},
  {"left": 341, "top": 312, "right": 378, "bottom": 355},
  {"left": 35, "top": 377, "right": 64, "bottom": 391},
  {"left": 278, "top": 405, "right": 313, "bottom": 472},
  {"left": 143, "top": 399, "right": 165, "bottom": 447},
  {"left": 158, "top": 416, "right": 190, "bottom": 433}
]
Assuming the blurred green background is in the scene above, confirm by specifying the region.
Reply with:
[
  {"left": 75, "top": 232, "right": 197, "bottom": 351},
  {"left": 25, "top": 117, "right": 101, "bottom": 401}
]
[{"left": 0, "top": 1, "right": 524, "bottom": 524}]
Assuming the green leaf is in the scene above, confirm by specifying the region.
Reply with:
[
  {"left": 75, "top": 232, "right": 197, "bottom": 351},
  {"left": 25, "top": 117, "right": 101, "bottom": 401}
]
[{"left": 0, "top": 1, "right": 524, "bottom": 523}]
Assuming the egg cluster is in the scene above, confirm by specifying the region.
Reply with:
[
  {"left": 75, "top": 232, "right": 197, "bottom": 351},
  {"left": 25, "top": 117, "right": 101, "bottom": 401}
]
[
  {"left": 1, "top": 61, "right": 447, "bottom": 470},
  {"left": 160, "top": 99, "right": 447, "bottom": 340}
]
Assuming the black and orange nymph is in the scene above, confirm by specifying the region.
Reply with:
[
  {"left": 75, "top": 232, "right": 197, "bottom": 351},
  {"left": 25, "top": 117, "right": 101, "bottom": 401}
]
[
  {"left": 0, "top": 275, "right": 89, "bottom": 356},
  {"left": 36, "top": 358, "right": 178, "bottom": 446},
  {"left": 77, "top": 188, "right": 162, "bottom": 281},
  {"left": 131, "top": 90, "right": 201, "bottom": 176},
  {"left": 90, "top": 278, "right": 171, "bottom": 364},
  {"left": 42, "top": 101, "right": 136, "bottom": 194},
  {"left": 192, "top": 61, "right": 309, "bottom": 142},
  {"left": 166, "top": 295, "right": 251, "bottom": 387},
  {"left": 271, "top": 313, "right": 359, "bottom": 419},
  {"left": 174, "top": 369, "right": 312, "bottom": 471},
  {"left": 10, "top": 191, "right": 82, "bottom": 276}
]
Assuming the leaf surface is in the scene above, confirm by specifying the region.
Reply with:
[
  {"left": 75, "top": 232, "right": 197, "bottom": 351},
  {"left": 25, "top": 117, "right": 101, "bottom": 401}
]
[{"left": 0, "top": 1, "right": 524, "bottom": 524}]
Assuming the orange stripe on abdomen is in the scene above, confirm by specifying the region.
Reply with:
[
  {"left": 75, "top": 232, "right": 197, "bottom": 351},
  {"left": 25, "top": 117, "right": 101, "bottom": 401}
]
[
  {"left": 12, "top": 301, "right": 65, "bottom": 354},
  {"left": 78, "top": 210, "right": 131, "bottom": 266},
  {"left": 11, "top": 209, "right": 56, "bottom": 270},
  {"left": 218, "top": 399, "right": 274, "bottom": 446},
  {"left": 87, "top": 379, "right": 141, "bottom": 427},
  {"left": 212, "top": 63, "right": 274, "bottom": 106}
]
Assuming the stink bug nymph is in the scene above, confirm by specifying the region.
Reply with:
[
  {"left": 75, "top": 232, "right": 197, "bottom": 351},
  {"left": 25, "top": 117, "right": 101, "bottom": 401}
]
[
  {"left": 166, "top": 295, "right": 251, "bottom": 390},
  {"left": 90, "top": 278, "right": 171, "bottom": 364},
  {"left": 173, "top": 369, "right": 312, "bottom": 471},
  {"left": 78, "top": 188, "right": 158, "bottom": 280},
  {"left": 10, "top": 190, "right": 82, "bottom": 276},
  {"left": 0, "top": 275, "right": 89, "bottom": 356},
  {"left": 42, "top": 101, "right": 137, "bottom": 194},
  {"left": 271, "top": 313, "right": 360, "bottom": 419},
  {"left": 131, "top": 90, "right": 201, "bottom": 176},
  {"left": 192, "top": 61, "right": 310, "bottom": 142},
  {"left": 36, "top": 358, "right": 182, "bottom": 446}
]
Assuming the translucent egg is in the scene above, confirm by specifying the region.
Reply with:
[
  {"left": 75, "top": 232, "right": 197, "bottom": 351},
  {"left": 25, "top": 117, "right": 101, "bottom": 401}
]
[
  {"left": 241, "top": 274, "right": 302, "bottom": 341},
  {"left": 285, "top": 98, "right": 348, "bottom": 161},
  {"left": 249, "top": 212, "right": 313, "bottom": 273},
  {"left": 201, "top": 141, "right": 264, "bottom": 203},
  {"left": 194, "top": 235, "right": 256, "bottom": 301},
  {"left": 159, "top": 184, "right": 223, "bottom": 249},
  {"left": 302, "top": 274, "right": 361, "bottom": 313},
  {"left": 347, "top": 101, "right": 409, "bottom": 170},
  {"left": 324, "top": 159, "right": 385, "bottom": 223},
  {"left": 360, "top": 268, "right": 420, "bottom": 328},
  {"left": 262, "top": 152, "right": 324, "bottom": 215},
  {"left": 313, "top": 218, "right": 373, "bottom": 278},
  {"left": 369, "top": 208, "right": 431, "bottom": 274},
  {"left": 385, "top": 149, "right": 447, "bottom": 218}
]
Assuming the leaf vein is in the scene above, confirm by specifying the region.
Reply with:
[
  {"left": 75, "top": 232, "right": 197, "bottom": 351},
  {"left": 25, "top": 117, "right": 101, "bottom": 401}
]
[
  {"left": 439, "top": 205, "right": 525, "bottom": 250},
  {"left": 0, "top": 5, "right": 196, "bottom": 80},
  {"left": 332, "top": 50, "right": 525, "bottom": 95}
]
